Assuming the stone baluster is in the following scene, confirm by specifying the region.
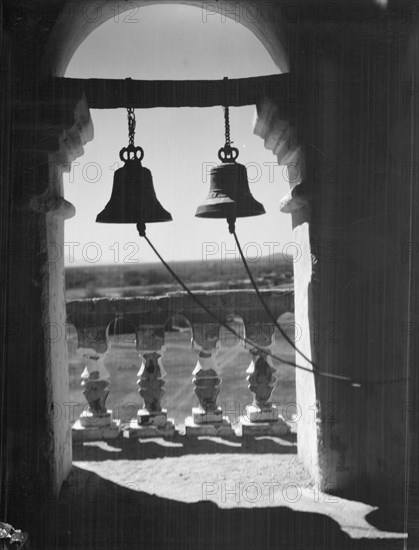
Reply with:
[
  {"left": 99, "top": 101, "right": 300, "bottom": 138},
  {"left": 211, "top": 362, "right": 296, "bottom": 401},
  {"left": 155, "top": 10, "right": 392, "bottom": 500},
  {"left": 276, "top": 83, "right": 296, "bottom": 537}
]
[
  {"left": 185, "top": 322, "right": 234, "bottom": 436},
  {"left": 241, "top": 321, "right": 289, "bottom": 436},
  {"left": 124, "top": 325, "right": 175, "bottom": 438},
  {"left": 72, "top": 324, "right": 120, "bottom": 441}
]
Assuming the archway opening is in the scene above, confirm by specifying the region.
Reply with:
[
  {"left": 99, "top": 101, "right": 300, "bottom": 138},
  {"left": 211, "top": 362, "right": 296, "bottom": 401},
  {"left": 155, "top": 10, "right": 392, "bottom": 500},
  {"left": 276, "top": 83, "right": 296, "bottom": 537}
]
[
  {"left": 62, "top": 2, "right": 300, "bottom": 506},
  {"left": 63, "top": 1, "right": 296, "bottom": 429}
]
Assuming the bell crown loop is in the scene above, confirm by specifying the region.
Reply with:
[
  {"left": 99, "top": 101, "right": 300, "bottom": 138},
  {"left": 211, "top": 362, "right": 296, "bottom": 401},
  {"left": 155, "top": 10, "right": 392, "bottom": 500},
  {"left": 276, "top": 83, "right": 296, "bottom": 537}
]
[
  {"left": 120, "top": 144, "right": 144, "bottom": 163},
  {"left": 121, "top": 107, "right": 144, "bottom": 162},
  {"left": 218, "top": 145, "right": 239, "bottom": 163}
]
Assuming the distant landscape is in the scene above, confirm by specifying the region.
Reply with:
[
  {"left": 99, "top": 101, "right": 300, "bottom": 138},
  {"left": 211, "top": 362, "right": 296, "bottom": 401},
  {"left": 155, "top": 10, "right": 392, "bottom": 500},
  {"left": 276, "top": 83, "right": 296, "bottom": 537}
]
[
  {"left": 65, "top": 256, "right": 294, "bottom": 300},
  {"left": 65, "top": 257, "right": 296, "bottom": 426}
]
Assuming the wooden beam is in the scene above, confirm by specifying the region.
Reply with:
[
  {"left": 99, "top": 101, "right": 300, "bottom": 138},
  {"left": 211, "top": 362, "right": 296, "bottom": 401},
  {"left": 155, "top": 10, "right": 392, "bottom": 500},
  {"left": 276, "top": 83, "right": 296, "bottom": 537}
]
[{"left": 47, "top": 73, "right": 294, "bottom": 111}]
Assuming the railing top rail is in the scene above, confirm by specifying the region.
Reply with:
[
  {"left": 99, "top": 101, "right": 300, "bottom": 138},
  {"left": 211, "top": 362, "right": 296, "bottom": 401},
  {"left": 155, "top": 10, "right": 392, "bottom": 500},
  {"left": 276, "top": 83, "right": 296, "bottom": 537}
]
[{"left": 66, "top": 289, "right": 294, "bottom": 328}]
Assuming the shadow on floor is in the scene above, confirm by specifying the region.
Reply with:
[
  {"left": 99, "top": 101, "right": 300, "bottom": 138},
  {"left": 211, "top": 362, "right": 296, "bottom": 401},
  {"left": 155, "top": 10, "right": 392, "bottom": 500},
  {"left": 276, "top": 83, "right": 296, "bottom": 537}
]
[
  {"left": 72, "top": 433, "right": 297, "bottom": 461},
  {"left": 18, "top": 466, "right": 405, "bottom": 550}
]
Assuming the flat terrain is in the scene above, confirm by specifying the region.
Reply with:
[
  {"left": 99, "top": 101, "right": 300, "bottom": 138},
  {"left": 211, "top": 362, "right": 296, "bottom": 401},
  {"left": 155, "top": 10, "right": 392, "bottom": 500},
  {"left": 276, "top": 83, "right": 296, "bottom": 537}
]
[{"left": 65, "top": 258, "right": 294, "bottom": 299}]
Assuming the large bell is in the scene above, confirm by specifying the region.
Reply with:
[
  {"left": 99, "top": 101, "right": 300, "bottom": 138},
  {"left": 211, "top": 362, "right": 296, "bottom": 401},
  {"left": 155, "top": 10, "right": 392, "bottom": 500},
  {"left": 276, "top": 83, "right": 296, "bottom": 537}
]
[
  {"left": 195, "top": 146, "right": 265, "bottom": 221},
  {"left": 96, "top": 145, "right": 172, "bottom": 224}
]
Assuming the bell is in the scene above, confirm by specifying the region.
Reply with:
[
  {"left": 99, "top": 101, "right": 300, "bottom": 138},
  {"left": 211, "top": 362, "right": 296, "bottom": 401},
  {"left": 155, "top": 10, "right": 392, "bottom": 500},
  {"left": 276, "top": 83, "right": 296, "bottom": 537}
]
[
  {"left": 195, "top": 146, "right": 265, "bottom": 221},
  {"left": 96, "top": 145, "right": 172, "bottom": 224}
]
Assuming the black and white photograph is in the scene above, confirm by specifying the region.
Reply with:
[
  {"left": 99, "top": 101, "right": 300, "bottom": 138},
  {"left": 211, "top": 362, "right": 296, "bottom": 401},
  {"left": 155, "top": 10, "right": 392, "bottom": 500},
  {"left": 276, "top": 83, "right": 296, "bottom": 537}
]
[{"left": 0, "top": 1, "right": 417, "bottom": 548}]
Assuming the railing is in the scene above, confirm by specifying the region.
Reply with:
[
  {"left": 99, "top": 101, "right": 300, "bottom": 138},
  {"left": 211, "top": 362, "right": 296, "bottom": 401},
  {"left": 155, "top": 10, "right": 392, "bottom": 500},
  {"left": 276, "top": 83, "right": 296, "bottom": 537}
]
[{"left": 66, "top": 289, "right": 294, "bottom": 440}]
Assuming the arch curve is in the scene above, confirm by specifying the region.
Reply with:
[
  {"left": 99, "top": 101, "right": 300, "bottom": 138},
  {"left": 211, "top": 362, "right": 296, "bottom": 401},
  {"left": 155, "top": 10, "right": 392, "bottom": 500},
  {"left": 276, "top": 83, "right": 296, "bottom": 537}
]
[{"left": 43, "top": 0, "right": 290, "bottom": 77}]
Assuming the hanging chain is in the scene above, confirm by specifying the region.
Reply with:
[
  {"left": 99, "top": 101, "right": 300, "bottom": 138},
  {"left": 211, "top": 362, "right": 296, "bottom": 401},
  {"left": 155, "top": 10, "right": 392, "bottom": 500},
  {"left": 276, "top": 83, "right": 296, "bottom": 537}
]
[
  {"left": 120, "top": 107, "right": 144, "bottom": 163},
  {"left": 218, "top": 77, "right": 238, "bottom": 164},
  {"left": 127, "top": 107, "right": 136, "bottom": 146},
  {"left": 224, "top": 105, "right": 231, "bottom": 148},
  {"left": 223, "top": 76, "right": 231, "bottom": 148}
]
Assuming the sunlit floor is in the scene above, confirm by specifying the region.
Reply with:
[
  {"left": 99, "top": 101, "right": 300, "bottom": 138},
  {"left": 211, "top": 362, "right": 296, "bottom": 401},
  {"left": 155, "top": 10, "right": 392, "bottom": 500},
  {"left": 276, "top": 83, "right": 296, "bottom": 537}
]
[{"left": 25, "top": 435, "right": 409, "bottom": 550}]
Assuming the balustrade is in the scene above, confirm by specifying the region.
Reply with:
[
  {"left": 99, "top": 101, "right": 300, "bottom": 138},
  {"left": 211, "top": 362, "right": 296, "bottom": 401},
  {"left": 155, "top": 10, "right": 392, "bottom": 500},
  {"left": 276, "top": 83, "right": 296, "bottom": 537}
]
[
  {"left": 241, "top": 321, "right": 289, "bottom": 436},
  {"left": 71, "top": 322, "right": 120, "bottom": 441},
  {"left": 125, "top": 324, "right": 175, "bottom": 437},
  {"left": 66, "top": 290, "right": 294, "bottom": 440},
  {"left": 185, "top": 322, "right": 234, "bottom": 436}
]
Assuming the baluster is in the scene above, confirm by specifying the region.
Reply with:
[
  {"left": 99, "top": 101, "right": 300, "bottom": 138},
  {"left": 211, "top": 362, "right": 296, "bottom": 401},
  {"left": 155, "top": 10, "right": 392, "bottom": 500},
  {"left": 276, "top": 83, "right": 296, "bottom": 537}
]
[
  {"left": 72, "top": 324, "right": 120, "bottom": 441},
  {"left": 241, "top": 321, "right": 289, "bottom": 436},
  {"left": 185, "top": 322, "right": 234, "bottom": 436},
  {"left": 124, "top": 325, "right": 175, "bottom": 438}
]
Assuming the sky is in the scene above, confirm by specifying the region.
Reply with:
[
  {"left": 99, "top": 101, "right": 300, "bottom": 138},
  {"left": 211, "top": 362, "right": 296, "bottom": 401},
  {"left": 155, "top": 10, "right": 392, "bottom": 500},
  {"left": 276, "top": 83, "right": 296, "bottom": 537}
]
[{"left": 63, "top": 4, "right": 293, "bottom": 265}]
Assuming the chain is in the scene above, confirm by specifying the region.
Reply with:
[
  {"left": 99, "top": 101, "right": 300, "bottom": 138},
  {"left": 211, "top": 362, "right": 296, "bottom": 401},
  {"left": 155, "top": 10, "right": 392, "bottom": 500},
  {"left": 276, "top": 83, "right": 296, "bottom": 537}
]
[
  {"left": 223, "top": 76, "right": 231, "bottom": 148},
  {"left": 224, "top": 105, "right": 231, "bottom": 147},
  {"left": 127, "top": 107, "right": 136, "bottom": 146}
]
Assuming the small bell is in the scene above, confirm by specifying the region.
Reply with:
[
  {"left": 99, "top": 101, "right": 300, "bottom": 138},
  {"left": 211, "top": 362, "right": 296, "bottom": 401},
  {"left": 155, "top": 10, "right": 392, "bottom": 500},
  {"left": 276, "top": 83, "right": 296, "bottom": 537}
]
[
  {"left": 96, "top": 145, "right": 172, "bottom": 224},
  {"left": 195, "top": 145, "right": 265, "bottom": 222},
  {"left": 195, "top": 93, "right": 265, "bottom": 232},
  {"left": 96, "top": 107, "right": 172, "bottom": 228}
]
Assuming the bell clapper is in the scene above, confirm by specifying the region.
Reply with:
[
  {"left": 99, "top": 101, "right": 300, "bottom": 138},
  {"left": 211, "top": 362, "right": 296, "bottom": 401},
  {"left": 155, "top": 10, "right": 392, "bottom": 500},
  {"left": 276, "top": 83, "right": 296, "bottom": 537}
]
[
  {"left": 137, "top": 222, "right": 146, "bottom": 237},
  {"left": 227, "top": 216, "right": 236, "bottom": 234}
]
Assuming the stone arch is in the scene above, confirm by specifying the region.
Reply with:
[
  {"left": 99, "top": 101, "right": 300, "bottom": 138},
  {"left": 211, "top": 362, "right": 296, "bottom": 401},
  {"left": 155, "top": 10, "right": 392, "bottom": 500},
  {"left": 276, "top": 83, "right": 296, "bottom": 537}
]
[
  {"left": 43, "top": 1, "right": 290, "bottom": 78},
  {"left": 4, "top": 0, "right": 417, "bottom": 522}
]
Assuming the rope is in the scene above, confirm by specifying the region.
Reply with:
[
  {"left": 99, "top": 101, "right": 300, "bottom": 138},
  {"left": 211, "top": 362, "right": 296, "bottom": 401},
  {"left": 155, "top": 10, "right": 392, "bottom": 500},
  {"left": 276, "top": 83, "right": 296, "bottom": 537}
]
[
  {"left": 136, "top": 222, "right": 408, "bottom": 387},
  {"left": 137, "top": 225, "right": 372, "bottom": 387},
  {"left": 233, "top": 230, "right": 317, "bottom": 369},
  {"left": 231, "top": 230, "right": 408, "bottom": 388}
]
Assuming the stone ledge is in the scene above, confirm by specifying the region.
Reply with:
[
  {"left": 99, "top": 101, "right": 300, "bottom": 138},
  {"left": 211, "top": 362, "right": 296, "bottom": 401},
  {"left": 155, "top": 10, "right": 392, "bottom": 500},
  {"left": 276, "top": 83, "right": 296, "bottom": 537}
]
[
  {"left": 72, "top": 419, "right": 121, "bottom": 442},
  {"left": 123, "top": 419, "right": 176, "bottom": 439},
  {"left": 240, "top": 416, "right": 290, "bottom": 437},
  {"left": 185, "top": 416, "right": 235, "bottom": 437}
]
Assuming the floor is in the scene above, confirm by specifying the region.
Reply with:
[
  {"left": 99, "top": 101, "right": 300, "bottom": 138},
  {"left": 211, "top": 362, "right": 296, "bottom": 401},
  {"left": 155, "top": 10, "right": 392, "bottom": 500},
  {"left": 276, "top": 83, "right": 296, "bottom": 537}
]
[{"left": 21, "top": 434, "right": 409, "bottom": 550}]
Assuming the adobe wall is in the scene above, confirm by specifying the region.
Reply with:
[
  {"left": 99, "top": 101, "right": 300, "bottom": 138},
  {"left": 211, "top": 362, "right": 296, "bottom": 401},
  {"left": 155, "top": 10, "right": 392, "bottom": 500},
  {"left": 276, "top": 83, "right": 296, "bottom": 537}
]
[{"left": 288, "top": 9, "right": 418, "bottom": 504}]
